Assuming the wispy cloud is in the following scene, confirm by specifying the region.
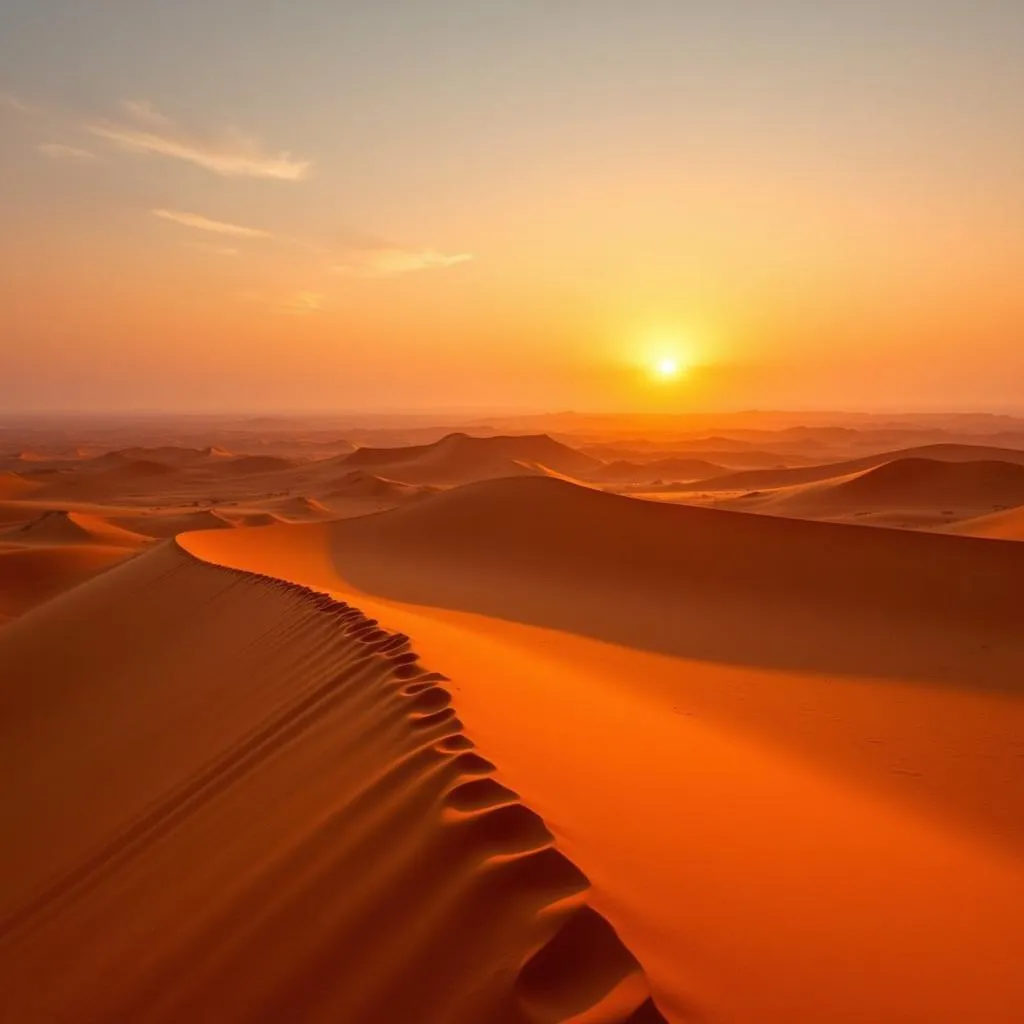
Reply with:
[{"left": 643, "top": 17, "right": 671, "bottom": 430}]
[
  {"left": 89, "top": 102, "right": 310, "bottom": 181},
  {"left": 120, "top": 99, "right": 171, "bottom": 126},
  {"left": 0, "top": 91, "right": 31, "bottom": 114},
  {"left": 333, "top": 247, "right": 474, "bottom": 277},
  {"left": 37, "top": 142, "right": 97, "bottom": 162},
  {"left": 152, "top": 208, "right": 272, "bottom": 239}
]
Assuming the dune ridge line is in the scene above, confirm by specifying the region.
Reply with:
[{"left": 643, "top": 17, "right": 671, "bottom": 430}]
[{"left": 0, "top": 539, "right": 664, "bottom": 1023}]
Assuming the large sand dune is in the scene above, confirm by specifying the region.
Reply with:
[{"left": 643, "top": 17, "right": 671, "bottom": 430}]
[
  {"left": 0, "top": 542, "right": 661, "bottom": 1022},
  {"left": 183, "top": 477, "right": 1024, "bottom": 1023}
]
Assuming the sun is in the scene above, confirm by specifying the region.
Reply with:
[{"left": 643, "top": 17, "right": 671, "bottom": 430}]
[{"left": 652, "top": 356, "right": 685, "bottom": 380}]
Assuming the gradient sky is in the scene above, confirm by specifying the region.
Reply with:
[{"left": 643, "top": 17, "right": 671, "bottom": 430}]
[{"left": 1, "top": 1, "right": 1022, "bottom": 413}]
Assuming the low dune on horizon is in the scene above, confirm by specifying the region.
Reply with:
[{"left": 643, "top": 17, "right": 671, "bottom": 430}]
[{"left": 2, "top": 412, "right": 1024, "bottom": 1022}]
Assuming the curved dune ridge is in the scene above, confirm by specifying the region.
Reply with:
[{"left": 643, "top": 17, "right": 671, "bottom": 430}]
[
  {"left": 183, "top": 476, "right": 1024, "bottom": 1023},
  {"left": 3, "top": 509, "right": 149, "bottom": 548},
  {"left": 0, "top": 542, "right": 662, "bottom": 1023},
  {"left": 109, "top": 509, "right": 235, "bottom": 538}
]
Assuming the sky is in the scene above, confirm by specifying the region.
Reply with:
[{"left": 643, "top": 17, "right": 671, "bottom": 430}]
[{"left": 1, "top": 1, "right": 1022, "bottom": 413}]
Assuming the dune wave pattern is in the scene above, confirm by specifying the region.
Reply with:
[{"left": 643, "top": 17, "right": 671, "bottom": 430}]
[{"left": 0, "top": 542, "right": 663, "bottom": 1023}]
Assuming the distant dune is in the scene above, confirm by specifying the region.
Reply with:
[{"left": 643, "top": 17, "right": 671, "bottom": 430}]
[
  {"left": 221, "top": 455, "right": 298, "bottom": 476},
  {"left": 324, "top": 469, "right": 421, "bottom": 500},
  {"left": 4, "top": 510, "right": 148, "bottom": 549},
  {"left": 0, "top": 472, "right": 38, "bottom": 499},
  {"left": 271, "top": 495, "right": 333, "bottom": 519},
  {"left": 830, "top": 458, "right": 1024, "bottom": 507},
  {"left": 587, "top": 457, "right": 728, "bottom": 485},
  {"left": 108, "top": 509, "right": 234, "bottom": 539},
  {"left": 682, "top": 443, "right": 1024, "bottom": 493},
  {"left": 338, "top": 432, "right": 601, "bottom": 485}
]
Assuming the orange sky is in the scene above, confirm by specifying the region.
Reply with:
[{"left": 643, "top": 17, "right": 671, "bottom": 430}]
[{"left": 1, "top": 2, "right": 1022, "bottom": 413}]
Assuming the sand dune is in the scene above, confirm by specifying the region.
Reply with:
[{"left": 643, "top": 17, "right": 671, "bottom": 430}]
[
  {"left": 0, "top": 471, "right": 39, "bottom": 499},
  {"left": 269, "top": 495, "right": 333, "bottom": 520},
  {"left": 183, "top": 477, "right": 1024, "bottom": 1023},
  {"left": 221, "top": 511, "right": 284, "bottom": 527},
  {"left": 91, "top": 446, "right": 231, "bottom": 468},
  {"left": 941, "top": 504, "right": 1024, "bottom": 540},
  {"left": 0, "top": 545, "right": 134, "bottom": 622},
  {"left": 339, "top": 432, "right": 601, "bottom": 485},
  {"left": 684, "top": 442, "right": 1024, "bottom": 493},
  {"left": 4, "top": 510, "right": 148, "bottom": 548},
  {"left": 586, "top": 457, "right": 727, "bottom": 485},
  {"left": 710, "top": 457, "right": 1024, "bottom": 527},
  {"left": 324, "top": 469, "right": 420, "bottom": 500},
  {"left": 0, "top": 543, "right": 660, "bottom": 1022},
  {"left": 221, "top": 454, "right": 298, "bottom": 476},
  {"left": 109, "top": 509, "right": 234, "bottom": 538},
  {"left": 830, "top": 457, "right": 1024, "bottom": 506}
]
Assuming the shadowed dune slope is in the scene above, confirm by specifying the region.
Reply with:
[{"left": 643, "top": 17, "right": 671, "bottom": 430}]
[
  {"left": 322, "top": 476, "right": 1023, "bottom": 636},
  {"left": 0, "top": 545, "right": 134, "bottom": 622},
  {"left": 0, "top": 542, "right": 661, "bottom": 1023}
]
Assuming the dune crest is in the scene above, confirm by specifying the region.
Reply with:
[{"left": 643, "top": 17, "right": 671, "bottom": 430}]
[{"left": 0, "top": 542, "right": 662, "bottom": 1022}]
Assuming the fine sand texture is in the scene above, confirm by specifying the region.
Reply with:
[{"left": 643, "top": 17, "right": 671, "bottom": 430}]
[
  {"left": 183, "top": 477, "right": 1024, "bottom": 1024},
  {"left": 0, "top": 541, "right": 662, "bottom": 1023}
]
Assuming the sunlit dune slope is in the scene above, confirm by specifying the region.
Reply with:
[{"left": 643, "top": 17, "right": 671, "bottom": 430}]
[
  {"left": 0, "top": 542, "right": 661, "bottom": 1023},
  {"left": 184, "top": 477, "right": 1024, "bottom": 1024},
  {"left": 339, "top": 432, "right": 601, "bottom": 485},
  {"left": 941, "top": 504, "right": 1024, "bottom": 540}
]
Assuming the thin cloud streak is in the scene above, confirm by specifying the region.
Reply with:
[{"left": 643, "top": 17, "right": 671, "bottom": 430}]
[
  {"left": 333, "top": 247, "right": 474, "bottom": 277},
  {"left": 37, "top": 142, "right": 97, "bottom": 162},
  {"left": 89, "top": 102, "right": 309, "bottom": 180},
  {"left": 0, "top": 91, "right": 31, "bottom": 114},
  {"left": 120, "top": 99, "right": 172, "bottom": 126},
  {"left": 152, "top": 208, "right": 272, "bottom": 239}
]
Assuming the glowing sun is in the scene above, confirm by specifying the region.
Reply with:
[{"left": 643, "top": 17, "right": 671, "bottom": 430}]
[{"left": 652, "top": 356, "right": 685, "bottom": 380}]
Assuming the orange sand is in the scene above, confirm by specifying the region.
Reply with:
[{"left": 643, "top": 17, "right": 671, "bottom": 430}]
[{"left": 183, "top": 478, "right": 1024, "bottom": 1023}]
